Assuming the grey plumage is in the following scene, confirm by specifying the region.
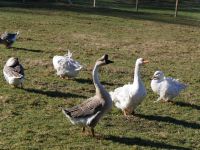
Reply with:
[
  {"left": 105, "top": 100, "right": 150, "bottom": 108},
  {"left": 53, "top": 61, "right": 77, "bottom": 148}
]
[
  {"left": 0, "top": 31, "right": 19, "bottom": 48},
  {"left": 3, "top": 57, "right": 24, "bottom": 87},
  {"left": 62, "top": 54, "right": 113, "bottom": 137}
]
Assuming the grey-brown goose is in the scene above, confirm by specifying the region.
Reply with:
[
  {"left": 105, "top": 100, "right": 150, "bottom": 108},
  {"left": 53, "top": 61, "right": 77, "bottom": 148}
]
[
  {"left": 3, "top": 57, "right": 24, "bottom": 88},
  {"left": 62, "top": 54, "right": 113, "bottom": 137},
  {"left": 0, "top": 31, "right": 19, "bottom": 48}
]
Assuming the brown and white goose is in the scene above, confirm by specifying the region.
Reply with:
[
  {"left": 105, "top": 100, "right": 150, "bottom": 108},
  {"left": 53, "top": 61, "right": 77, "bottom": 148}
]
[{"left": 62, "top": 54, "right": 113, "bottom": 137}]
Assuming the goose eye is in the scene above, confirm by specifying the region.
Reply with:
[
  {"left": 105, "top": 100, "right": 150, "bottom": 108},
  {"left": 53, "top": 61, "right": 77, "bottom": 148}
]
[{"left": 155, "top": 73, "right": 160, "bottom": 76}]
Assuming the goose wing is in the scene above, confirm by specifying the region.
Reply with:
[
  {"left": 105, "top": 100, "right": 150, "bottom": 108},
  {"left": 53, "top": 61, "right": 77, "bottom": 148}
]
[
  {"left": 110, "top": 84, "right": 133, "bottom": 102},
  {"left": 166, "top": 77, "right": 187, "bottom": 90},
  {"left": 63, "top": 97, "right": 104, "bottom": 118},
  {"left": 66, "top": 58, "right": 83, "bottom": 71},
  {"left": 6, "top": 33, "right": 18, "bottom": 42},
  {"left": 14, "top": 64, "right": 24, "bottom": 76},
  {"left": 3, "top": 65, "right": 23, "bottom": 78}
]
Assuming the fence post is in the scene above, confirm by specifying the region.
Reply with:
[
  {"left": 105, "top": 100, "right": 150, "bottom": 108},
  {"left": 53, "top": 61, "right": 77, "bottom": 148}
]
[
  {"left": 175, "top": 0, "right": 179, "bottom": 17},
  {"left": 136, "top": 0, "right": 138, "bottom": 12}
]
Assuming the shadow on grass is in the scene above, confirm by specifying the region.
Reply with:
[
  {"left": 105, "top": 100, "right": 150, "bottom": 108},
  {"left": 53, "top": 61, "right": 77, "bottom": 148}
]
[
  {"left": 74, "top": 78, "right": 93, "bottom": 84},
  {"left": 174, "top": 101, "right": 200, "bottom": 110},
  {"left": 12, "top": 46, "right": 43, "bottom": 53},
  {"left": 0, "top": 2, "right": 200, "bottom": 27},
  {"left": 74, "top": 78, "right": 115, "bottom": 86},
  {"left": 24, "top": 88, "right": 87, "bottom": 98},
  {"left": 105, "top": 136, "right": 191, "bottom": 150},
  {"left": 135, "top": 114, "right": 200, "bottom": 129}
]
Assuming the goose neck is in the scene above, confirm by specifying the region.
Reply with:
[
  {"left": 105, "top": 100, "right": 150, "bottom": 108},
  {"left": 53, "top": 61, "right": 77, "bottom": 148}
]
[
  {"left": 92, "top": 64, "right": 106, "bottom": 97},
  {"left": 133, "top": 63, "right": 141, "bottom": 84}
]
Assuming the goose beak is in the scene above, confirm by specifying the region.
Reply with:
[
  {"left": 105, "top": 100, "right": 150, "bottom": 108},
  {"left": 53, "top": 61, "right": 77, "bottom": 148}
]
[
  {"left": 143, "top": 60, "right": 149, "bottom": 64},
  {"left": 106, "top": 59, "right": 114, "bottom": 64},
  {"left": 152, "top": 75, "right": 158, "bottom": 80}
]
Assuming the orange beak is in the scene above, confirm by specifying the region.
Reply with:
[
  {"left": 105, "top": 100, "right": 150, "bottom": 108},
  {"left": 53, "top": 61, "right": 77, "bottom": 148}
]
[{"left": 143, "top": 60, "right": 149, "bottom": 64}]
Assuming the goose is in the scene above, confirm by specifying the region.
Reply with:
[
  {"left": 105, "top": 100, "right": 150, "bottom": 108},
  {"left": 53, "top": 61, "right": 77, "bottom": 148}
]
[
  {"left": 0, "top": 31, "right": 19, "bottom": 48},
  {"left": 110, "top": 58, "right": 148, "bottom": 116},
  {"left": 3, "top": 57, "right": 24, "bottom": 88},
  {"left": 53, "top": 50, "right": 83, "bottom": 78},
  {"left": 62, "top": 54, "right": 113, "bottom": 137},
  {"left": 151, "top": 70, "right": 187, "bottom": 102}
]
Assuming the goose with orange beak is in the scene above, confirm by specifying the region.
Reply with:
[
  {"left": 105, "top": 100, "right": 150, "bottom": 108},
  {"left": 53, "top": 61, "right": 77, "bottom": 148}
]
[{"left": 110, "top": 58, "right": 148, "bottom": 116}]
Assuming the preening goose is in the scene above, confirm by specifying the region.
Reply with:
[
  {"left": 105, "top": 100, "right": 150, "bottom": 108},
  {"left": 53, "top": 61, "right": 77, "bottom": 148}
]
[
  {"left": 110, "top": 58, "right": 148, "bottom": 116},
  {"left": 3, "top": 57, "right": 24, "bottom": 88},
  {"left": 53, "top": 50, "right": 83, "bottom": 78},
  {"left": 151, "top": 70, "right": 187, "bottom": 102},
  {"left": 62, "top": 54, "right": 113, "bottom": 137},
  {"left": 0, "top": 31, "right": 19, "bottom": 48}
]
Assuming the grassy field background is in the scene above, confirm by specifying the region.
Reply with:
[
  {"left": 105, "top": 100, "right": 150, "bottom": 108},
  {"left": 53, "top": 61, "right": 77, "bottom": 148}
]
[{"left": 0, "top": 1, "right": 200, "bottom": 149}]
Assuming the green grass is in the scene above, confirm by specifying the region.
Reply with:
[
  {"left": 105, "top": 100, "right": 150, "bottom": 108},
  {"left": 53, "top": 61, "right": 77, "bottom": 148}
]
[{"left": 0, "top": 2, "right": 200, "bottom": 150}]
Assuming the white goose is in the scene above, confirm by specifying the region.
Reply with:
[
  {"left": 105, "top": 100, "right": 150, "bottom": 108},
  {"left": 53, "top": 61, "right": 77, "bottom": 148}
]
[
  {"left": 110, "top": 58, "right": 148, "bottom": 116},
  {"left": 53, "top": 50, "right": 83, "bottom": 78},
  {"left": 3, "top": 57, "right": 24, "bottom": 88},
  {"left": 151, "top": 70, "right": 187, "bottom": 102},
  {"left": 62, "top": 54, "right": 113, "bottom": 137}
]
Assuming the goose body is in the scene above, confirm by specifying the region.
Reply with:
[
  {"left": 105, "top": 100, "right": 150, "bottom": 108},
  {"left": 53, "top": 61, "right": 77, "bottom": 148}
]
[
  {"left": 62, "top": 54, "right": 113, "bottom": 136},
  {"left": 151, "top": 71, "right": 187, "bottom": 102},
  {"left": 53, "top": 51, "right": 83, "bottom": 78},
  {"left": 110, "top": 58, "right": 148, "bottom": 116},
  {"left": 3, "top": 57, "right": 24, "bottom": 88},
  {"left": 0, "top": 31, "right": 19, "bottom": 48}
]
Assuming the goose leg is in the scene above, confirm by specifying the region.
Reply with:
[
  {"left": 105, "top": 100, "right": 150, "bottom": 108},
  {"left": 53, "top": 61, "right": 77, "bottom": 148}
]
[
  {"left": 123, "top": 109, "right": 127, "bottom": 116},
  {"left": 6, "top": 43, "right": 12, "bottom": 49},
  {"left": 91, "top": 128, "right": 95, "bottom": 137},
  {"left": 82, "top": 127, "right": 85, "bottom": 133},
  {"left": 154, "top": 97, "right": 162, "bottom": 103},
  {"left": 11, "top": 85, "right": 16, "bottom": 88},
  {"left": 166, "top": 99, "right": 174, "bottom": 104},
  {"left": 60, "top": 75, "right": 65, "bottom": 79},
  {"left": 123, "top": 109, "right": 133, "bottom": 120},
  {"left": 131, "top": 110, "right": 135, "bottom": 115},
  {"left": 20, "top": 83, "right": 23, "bottom": 89}
]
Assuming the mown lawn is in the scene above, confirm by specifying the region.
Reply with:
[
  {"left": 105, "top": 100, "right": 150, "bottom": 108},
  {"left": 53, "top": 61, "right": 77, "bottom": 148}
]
[{"left": 0, "top": 2, "right": 200, "bottom": 150}]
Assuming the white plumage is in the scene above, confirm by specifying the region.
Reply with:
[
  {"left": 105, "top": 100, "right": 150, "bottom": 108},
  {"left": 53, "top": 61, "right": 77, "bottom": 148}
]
[
  {"left": 151, "top": 70, "right": 187, "bottom": 102},
  {"left": 53, "top": 50, "right": 83, "bottom": 78},
  {"left": 110, "top": 58, "right": 148, "bottom": 116}
]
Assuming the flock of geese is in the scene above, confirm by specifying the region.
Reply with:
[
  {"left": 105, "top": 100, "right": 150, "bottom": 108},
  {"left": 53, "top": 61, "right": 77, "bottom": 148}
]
[{"left": 1, "top": 31, "right": 187, "bottom": 137}]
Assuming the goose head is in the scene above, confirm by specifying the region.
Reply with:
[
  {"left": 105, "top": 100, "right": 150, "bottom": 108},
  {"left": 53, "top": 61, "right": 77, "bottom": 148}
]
[
  {"left": 6, "top": 57, "right": 19, "bottom": 67},
  {"left": 96, "top": 54, "right": 113, "bottom": 66},
  {"left": 16, "top": 31, "right": 20, "bottom": 36},
  {"left": 152, "top": 71, "right": 164, "bottom": 80},
  {"left": 136, "top": 58, "right": 149, "bottom": 66}
]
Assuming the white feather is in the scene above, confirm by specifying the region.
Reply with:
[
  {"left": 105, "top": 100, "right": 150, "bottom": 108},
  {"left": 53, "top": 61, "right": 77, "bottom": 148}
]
[
  {"left": 53, "top": 50, "right": 83, "bottom": 78},
  {"left": 151, "top": 71, "right": 187, "bottom": 102}
]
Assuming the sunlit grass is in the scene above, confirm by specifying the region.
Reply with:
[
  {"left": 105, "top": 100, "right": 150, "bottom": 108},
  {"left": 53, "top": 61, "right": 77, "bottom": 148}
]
[{"left": 0, "top": 2, "right": 200, "bottom": 150}]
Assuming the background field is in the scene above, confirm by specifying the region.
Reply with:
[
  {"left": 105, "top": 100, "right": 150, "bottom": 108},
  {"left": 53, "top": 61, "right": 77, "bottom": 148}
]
[{"left": 0, "top": 1, "right": 200, "bottom": 149}]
